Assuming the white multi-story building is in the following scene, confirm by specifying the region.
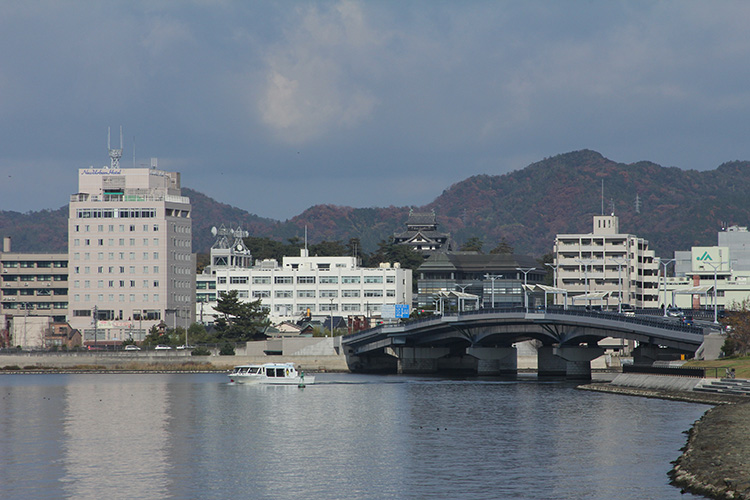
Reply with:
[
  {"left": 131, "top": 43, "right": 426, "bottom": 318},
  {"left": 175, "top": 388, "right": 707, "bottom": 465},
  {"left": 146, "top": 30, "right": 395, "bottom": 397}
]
[
  {"left": 196, "top": 228, "right": 412, "bottom": 325},
  {"left": 68, "top": 141, "right": 195, "bottom": 343},
  {"left": 553, "top": 214, "right": 660, "bottom": 308}
]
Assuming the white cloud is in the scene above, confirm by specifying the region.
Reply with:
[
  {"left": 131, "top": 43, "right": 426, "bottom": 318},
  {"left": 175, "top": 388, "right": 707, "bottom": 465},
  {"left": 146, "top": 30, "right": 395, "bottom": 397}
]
[{"left": 258, "top": 0, "right": 378, "bottom": 144}]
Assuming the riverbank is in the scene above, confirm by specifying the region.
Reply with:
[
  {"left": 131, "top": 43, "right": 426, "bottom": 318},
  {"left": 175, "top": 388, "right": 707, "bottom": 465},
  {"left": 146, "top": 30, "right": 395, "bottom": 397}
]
[{"left": 579, "top": 381, "right": 750, "bottom": 500}]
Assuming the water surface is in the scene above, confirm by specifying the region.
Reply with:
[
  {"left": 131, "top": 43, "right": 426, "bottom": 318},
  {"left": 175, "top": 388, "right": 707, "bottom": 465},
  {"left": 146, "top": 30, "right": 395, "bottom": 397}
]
[{"left": 0, "top": 373, "right": 709, "bottom": 499}]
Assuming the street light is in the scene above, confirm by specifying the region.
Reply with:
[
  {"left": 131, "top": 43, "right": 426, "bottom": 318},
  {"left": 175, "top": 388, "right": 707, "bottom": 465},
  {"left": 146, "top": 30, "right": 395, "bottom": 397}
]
[
  {"left": 704, "top": 261, "right": 721, "bottom": 324},
  {"left": 544, "top": 262, "right": 561, "bottom": 308},
  {"left": 484, "top": 274, "right": 500, "bottom": 309},
  {"left": 516, "top": 267, "right": 536, "bottom": 312},
  {"left": 456, "top": 284, "right": 469, "bottom": 312},
  {"left": 575, "top": 259, "right": 594, "bottom": 308},
  {"left": 657, "top": 258, "right": 675, "bottom": 317},
  {"left": 329, "top": 297, "right": 335, "bottom": 337},
  {"left": 611, "top": 257, "right": 627, "bottom": 314}
]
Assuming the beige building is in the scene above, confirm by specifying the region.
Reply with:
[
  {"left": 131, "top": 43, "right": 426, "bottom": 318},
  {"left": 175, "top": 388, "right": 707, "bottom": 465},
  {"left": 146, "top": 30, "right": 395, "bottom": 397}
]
[
  {"left": 68, "top": 151, "right": 195, "bottom": 343},
  {"left": 553, "top": 215, "right": 660, "bottom": 309},
  {"left": 1, "top": 237, "right": 69, "bottom": 321}
]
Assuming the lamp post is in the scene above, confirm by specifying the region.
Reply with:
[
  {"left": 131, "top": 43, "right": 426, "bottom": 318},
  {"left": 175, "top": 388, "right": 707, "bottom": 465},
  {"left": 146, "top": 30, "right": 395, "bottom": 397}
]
[
  {"left": 704, "top": 261, "right": 721, "bottom": 324},
  {"left": 516, "top": 267, "right": 536, "bottom": 312},
  {"left": 658, "top": 258, "right": 675, "bottom": 317},
  {"left": 456, "top": 284, "right": 469, "bottom": 312},
  {"left": 92, "top": 305, "right": 98, "bottom": 346},
  {"left": 544, "top": 262, "right": 560, "bottom": 308},
  {"left": 484, "top": 273, "right": 499, "bottom": 309},
  {"left": 611, "top": 257, "right": 627, "bottom": 314},
  {"left": 329, "top": 297, "right": 335, "bottom": 336},
  {"left": 575, "top": 259, "right": 594, "bottom": 308},
  {"left": 23, "top": 302, "right": 30, "bottom": 348}
]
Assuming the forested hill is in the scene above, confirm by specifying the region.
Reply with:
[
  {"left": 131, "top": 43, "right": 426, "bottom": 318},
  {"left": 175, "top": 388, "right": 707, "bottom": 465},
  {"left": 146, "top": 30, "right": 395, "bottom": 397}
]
[{"left": 2, "top": 149, "right": 749, "bottom": 258}]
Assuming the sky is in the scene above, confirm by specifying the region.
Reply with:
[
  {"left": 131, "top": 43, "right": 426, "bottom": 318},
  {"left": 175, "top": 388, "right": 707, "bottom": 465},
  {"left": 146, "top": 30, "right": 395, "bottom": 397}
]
[{"left": 2, "top": 1, "right": 750, "bottom": 220}]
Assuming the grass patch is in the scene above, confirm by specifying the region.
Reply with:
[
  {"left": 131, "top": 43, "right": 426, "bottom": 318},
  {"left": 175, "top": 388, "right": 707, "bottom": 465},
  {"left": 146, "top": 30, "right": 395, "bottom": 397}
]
[{"left": 684, "top": 356, "right": 750, "bottom": 379}]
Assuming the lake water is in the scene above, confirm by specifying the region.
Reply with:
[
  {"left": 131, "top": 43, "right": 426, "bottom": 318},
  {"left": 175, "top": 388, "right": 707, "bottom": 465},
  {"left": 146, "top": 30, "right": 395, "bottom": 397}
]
[{"left": 0, "top": 373, "right": 710, "bottom": 500}]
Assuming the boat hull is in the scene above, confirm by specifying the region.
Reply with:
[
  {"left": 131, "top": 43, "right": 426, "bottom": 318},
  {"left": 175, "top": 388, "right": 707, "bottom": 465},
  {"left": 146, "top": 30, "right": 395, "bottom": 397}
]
[{"left": 228, "top": 374, "right": 315, "bottom": 385}]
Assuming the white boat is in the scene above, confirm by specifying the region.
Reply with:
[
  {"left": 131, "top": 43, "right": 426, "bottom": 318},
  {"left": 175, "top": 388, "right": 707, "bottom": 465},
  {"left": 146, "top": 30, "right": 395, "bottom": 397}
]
[{"left": 228, "top": 362, "right": 315, "bottom": 385}]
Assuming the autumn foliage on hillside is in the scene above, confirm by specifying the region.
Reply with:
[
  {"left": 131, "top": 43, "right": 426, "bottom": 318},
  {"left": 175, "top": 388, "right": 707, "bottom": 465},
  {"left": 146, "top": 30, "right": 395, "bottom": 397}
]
[{"left": 3, "top": 150, "right": 750, "bottom": 258}]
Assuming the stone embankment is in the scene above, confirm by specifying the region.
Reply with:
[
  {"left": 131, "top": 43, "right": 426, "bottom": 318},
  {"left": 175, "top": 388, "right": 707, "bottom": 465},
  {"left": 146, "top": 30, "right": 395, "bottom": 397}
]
[{"left": 580, "top": 376, "right": 750, "bottom": 500}]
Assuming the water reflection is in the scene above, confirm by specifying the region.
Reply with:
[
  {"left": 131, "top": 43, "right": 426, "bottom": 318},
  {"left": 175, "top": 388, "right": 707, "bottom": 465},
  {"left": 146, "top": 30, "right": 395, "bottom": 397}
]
[
  {"left": 0, "top": 374, "right": 709, "bottom": 500},
  {"left": 61, "top": 375, "right": 171, "bottom": 499}
]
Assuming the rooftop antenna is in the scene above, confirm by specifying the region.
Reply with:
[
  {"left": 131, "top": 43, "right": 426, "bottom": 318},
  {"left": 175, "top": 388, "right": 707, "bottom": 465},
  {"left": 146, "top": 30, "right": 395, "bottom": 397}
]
[
  {"left": 108, "top": 126, "right": 123, "bottom": 169},
  {"left": 601, "top": 179, "right": 604, "bottom": 216},
  {"left": 610, "top": 198, "right": 615, "bottom": 216},
  {"left": 304, "top": 226, "right": 308, "bottom": 253},
  {"left": 132, "top": 136, "right": 136, "bottom": 168}
]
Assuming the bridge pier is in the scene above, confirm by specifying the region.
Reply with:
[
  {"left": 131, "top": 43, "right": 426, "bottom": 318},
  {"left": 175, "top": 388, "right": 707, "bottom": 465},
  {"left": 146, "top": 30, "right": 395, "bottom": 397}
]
[
  {"left": 466, "top": 347, "right": 517, "bottom": 375},
  {"left": 633, "top": 344, "right": 660, "bottom": 366},
  {"left": 537, "top": 346, "right": 605, "bottom": 380},
  {"left": 385, "top": 347, "right": 450, "bottom": 374}
]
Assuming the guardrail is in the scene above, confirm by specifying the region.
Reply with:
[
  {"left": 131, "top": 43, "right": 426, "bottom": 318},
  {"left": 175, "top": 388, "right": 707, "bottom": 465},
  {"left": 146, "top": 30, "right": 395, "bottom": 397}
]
[{"left": 623, "top": 364, "right": 724, "bottom": 378}]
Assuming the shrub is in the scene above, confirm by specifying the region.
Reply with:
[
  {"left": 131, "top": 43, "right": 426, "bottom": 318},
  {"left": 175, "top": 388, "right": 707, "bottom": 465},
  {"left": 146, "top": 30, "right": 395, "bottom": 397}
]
[
  {"left": 219, "top": 343, "right": 235, "bottom": 356},
  {"left": 191, "top": 347, "right": 211, "bottom": 356}
]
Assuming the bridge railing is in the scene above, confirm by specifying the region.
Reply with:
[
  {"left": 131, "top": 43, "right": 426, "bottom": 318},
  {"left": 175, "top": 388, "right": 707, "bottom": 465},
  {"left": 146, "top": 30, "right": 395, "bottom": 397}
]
[
  {"left": 456, "top": 306, "right": 704, "bottom": 335},
  {"left": 343, "top": 305, "right": 705, "bottom": 344}
]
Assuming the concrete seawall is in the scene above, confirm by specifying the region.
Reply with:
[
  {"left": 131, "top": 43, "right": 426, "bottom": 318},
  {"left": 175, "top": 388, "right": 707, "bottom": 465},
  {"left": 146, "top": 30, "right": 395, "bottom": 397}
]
[{"left": 0, "top": 337, "right": 350, "bottom": 372}]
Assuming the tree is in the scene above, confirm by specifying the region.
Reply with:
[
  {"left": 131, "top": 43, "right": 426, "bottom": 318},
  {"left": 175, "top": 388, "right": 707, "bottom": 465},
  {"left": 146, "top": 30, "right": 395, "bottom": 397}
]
[
  {"left": 142, "top": 325, "right": 166, "bottom": 346},
  {"left": 308, "top": 240, "right": 348, "bottom": 257},
  {"left": 187, "top": 322, "right": 210, "bottom": 344},
  {"left": 722, "top": 298, "right": 750, "bottom": 356},
  {"left": 490, "top": 238, "right": 514, "bottom": 255},
  {"left": 196, "top": 253, "right": 210, "bottom": 273},
  {"left": 460, "top": 237, "right": 484, "bottom": 253},
  {"left": 213, "top": 290, "right": 270, "bottom": 341},
  {"left": 366, "top": 239, "right": 424, "bottom": 272}
]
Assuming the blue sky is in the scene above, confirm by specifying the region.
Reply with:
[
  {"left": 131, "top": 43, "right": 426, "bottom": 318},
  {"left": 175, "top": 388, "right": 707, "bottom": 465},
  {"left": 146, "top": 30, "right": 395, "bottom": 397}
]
[{"left": 2, "top": 1, "right": 750, "bottom": 220}]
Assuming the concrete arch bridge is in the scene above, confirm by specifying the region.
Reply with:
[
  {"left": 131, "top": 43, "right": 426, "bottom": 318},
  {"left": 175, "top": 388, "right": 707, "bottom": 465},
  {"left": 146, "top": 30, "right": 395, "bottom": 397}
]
[{"left": 341, "top": 307, "right": 707, "bottom": 379}]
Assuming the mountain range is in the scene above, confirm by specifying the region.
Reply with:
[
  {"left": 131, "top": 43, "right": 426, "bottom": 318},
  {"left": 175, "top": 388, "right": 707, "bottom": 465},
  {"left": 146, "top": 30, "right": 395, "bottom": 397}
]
[{"left": 2, "top": 149, "right": 748, "bottom": 259}]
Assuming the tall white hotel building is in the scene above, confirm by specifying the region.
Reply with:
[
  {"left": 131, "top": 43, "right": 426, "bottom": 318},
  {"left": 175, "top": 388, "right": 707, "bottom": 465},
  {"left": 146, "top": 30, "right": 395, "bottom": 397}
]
[{"left": 67, "top": 134, "right": 195, "bottom": 342}]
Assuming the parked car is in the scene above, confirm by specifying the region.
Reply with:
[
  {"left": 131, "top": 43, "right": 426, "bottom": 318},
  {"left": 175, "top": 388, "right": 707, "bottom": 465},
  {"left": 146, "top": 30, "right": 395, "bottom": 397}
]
[
  {"left": 155, "top": 345, "right": 173, "bottom": 350},
  {"left": 124, "top": 345, "right": 141, "bottom": 351},
  {"left": 176, "top": 345, "right": 195, "bottom": 350},
  {"left": 620, "top": 304, "right": 635, "bottom": 316}
]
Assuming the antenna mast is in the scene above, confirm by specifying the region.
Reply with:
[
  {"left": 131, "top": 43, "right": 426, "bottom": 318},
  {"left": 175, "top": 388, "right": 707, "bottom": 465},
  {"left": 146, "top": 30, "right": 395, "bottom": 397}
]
[{"left": 108, "top": 126, "right": 123, "bottom": 169}]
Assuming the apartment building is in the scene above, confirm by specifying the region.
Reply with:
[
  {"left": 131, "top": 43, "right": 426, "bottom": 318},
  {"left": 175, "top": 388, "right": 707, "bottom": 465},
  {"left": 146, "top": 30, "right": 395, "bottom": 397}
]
[
  {"left": 67, "top": 148, "right": 195, "bottom": 343},
  {"left": 0, "top": 237, "right": 69, "bottom": 322},
  {"left": 553, "top": 215, "right": 660, "bottom": 308}
]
